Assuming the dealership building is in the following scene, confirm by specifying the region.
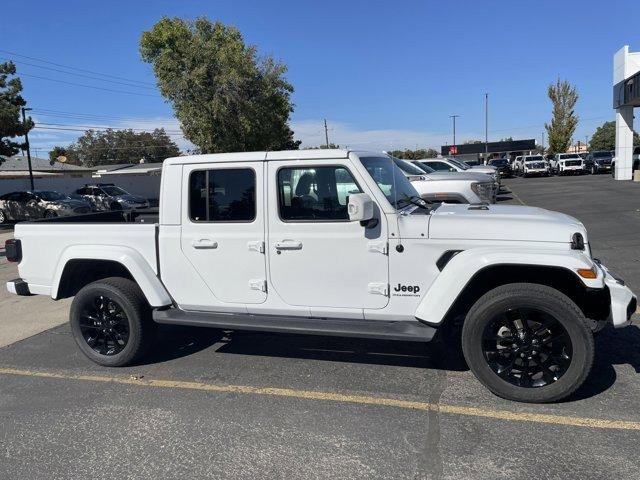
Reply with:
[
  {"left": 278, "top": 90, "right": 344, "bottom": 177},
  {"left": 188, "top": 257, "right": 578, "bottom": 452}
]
[
  {"left": 613, "top": 45, "right": 640, "bottom": 180},
  {"left": 440, "top": 139, "right": 537, "bottom": 164}
]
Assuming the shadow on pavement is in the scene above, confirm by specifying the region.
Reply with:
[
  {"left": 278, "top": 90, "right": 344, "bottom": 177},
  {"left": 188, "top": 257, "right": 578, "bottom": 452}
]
[
  {"left": 567, "top": 324, "right": 640, "bottom": 402},
  {"left": 496, "top": 196, "right": 514, "bottom": 202}
]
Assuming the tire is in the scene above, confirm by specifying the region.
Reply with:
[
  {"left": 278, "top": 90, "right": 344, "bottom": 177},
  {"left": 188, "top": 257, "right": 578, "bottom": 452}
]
[
  {"left": 591, "top": 166, "right": 597, "bottom": 175},
  {"left": 70, "top": 277, "right": 155, "bottom": 367},
  {"left": 44, "top": 210, "right": 57, "bottom": 218},
  {"left": 0, "top": 209, "right": 6, "bottom": 224},
  {"left": 461, "top": 283, "right": 594, "bottom": 403}
]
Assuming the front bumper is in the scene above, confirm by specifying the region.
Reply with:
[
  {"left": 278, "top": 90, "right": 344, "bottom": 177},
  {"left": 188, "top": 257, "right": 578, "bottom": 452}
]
[
  {"left": 597, "top": 263, "right": 637, "bottom": 328},
  {"left": 524, "top": 168, "right": 548, "bottom": 175}
]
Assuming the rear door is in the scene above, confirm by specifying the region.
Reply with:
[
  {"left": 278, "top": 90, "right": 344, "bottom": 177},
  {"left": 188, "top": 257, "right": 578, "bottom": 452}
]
[{"left": 180, "top": 161, "right": 267, "bottom": 306}]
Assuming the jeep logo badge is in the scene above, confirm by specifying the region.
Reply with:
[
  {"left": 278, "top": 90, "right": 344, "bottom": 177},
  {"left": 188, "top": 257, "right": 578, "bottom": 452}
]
[{"left": 392, "top": 284, "right": 420, "bottom": 296}]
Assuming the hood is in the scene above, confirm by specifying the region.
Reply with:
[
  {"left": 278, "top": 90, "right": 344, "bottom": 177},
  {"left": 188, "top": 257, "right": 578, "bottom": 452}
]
[
  {"left": 470, "top": 166, "right": 497, "bottom": 174},
  {"left": 48, "top": 198, "right": 89, "bottom": 208},
  {"left": 117, "top": 194, "right": 147, "bottom": 203},
  {"left": 428, "top": 203, "right": 587, "bottom": 243},
  {"left": 424, "top": 172, "right": 495, "bottom": 183}
]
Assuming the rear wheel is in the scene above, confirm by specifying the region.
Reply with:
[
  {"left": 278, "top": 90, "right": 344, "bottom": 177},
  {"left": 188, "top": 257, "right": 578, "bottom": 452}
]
[
  {"left": 0, "top": 209, "right": 6, "bottom": 224},
  {"left": 462, "top": 283, "right": 593, "bottom": 403},
  {"left": 44, "top": 210, "right": 57, "bottom": 218},
  {"left": 70, "top": 277, "right": 155, "bottom": 366},
  {"left": 591, "top": 165, "right": 597, "bottom": 175}
]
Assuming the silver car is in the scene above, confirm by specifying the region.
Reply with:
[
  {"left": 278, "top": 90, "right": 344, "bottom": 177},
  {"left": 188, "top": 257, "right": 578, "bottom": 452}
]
[
  {"left": 73, "top": 184, "right": 150, "bottom": 212},
  {"left": 0, "top": 190, "right": 92, "bottom": 224}
]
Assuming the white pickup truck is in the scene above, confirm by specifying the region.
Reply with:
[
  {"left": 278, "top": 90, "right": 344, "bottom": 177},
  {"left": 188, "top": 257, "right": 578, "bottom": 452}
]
[{"left": 5, "top": 149, "right": 636, "bottom": 403}]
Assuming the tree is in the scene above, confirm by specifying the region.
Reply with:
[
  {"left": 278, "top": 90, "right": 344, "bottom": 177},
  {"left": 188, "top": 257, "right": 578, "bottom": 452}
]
[
  {"left": 306, "top": 143, "right": 341, "bottom": 149},
  {"left": 545, "top": 79, "right": 579, "bottom": 155},
  {"left": 0, "top": 61, "right": 33, "bottom": 164},
  {"left": 52, "top": 128, "right": 181, "bottom": 167},
  {"left": 140, "top": 17, "right": 299, "bottom": 153},
  {"left": 388, "top": 148, "right": 439, "bottom": 160},
  {"left": 588, "top": 120, "right": 640, "bottom": 151}
]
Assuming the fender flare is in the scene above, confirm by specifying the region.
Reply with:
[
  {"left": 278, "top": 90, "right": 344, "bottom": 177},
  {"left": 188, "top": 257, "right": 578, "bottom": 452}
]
[
  {"left": 51, "top": 245, "right": 172, "bottom": 307},
  {"left": 414, "top": 247, "right": 602, "bottom": 325}
]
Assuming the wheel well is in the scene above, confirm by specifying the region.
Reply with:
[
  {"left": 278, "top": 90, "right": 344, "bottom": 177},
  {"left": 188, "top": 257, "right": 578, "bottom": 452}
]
[
  {"left": 57, "top": 259, "right": 134, "bottom": 299},
  {"left": 442, "top": 264, "right": 610, "bottom": 326}
]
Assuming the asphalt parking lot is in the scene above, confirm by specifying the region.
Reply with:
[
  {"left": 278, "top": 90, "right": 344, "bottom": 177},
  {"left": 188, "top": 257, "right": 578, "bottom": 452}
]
[{"left": 1, "top": 174, "right": 640, "bottom": 479}]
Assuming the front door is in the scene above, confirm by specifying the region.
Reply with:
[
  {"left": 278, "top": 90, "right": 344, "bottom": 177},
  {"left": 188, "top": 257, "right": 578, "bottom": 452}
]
[
  {"left": 180, "top": 162, "right": 267, "bottom": 306},
  {"left": 267, "top": 159, "right": 389, "bottom": 311}
]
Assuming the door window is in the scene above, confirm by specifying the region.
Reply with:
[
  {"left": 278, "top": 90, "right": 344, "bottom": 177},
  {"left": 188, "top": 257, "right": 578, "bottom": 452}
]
[
  {"left": 189, "top": 168, "right": 256, "bottom": 222},
  {"left": 277, "top": 166, "right": 362, "bottom": 221},
  {"left": 426, "top": 161, "right": 451, "bottom": 171}
]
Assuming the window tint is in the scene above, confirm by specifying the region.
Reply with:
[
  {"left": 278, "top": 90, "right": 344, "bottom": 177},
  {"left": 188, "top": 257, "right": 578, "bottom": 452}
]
[
  {"left": 189, "top": 168, "right": 256, "bottom": 222},
  {"left": 278, "top": 166, "right": 361, "bottom": 221},
  {"left": 426, "top": 161, "right": 451, "bottom": 171}
]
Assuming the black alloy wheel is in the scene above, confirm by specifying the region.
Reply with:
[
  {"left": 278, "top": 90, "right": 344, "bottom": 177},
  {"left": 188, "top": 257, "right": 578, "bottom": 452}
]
[
  {"left": 482, "top": 308, "right": 572, "bottom": 388},
  {"left": 79, "top": 294, "right": 130, "bottom": 356}
]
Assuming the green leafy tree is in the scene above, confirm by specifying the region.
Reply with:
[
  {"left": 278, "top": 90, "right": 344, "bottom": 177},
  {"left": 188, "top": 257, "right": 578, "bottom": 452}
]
[
  {"left": 588, "top": 121, "right": 639, "bottom": 151},
  {"left": 545, "top": 79, "right": 579, "bottom": 155},
  {"left": 388, "top": 148, "right": 439, "bottom": 160},
  {"left": 0, "top": 61, "right": 33, "bottom": 164},
  {"left": 140, "top": 17, "right": 299, "bottom": 153},
  {"left": 53, "top": 128, "right": 180, "bottom": 167}
]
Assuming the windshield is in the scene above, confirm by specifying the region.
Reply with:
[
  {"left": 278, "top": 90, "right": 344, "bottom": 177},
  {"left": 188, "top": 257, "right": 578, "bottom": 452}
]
[
  {"left": 559, "top": 154, "right": 581, "bottom": 159},
  {"left": 359, "top": 156, "right": 421, "bottom": 210},
  {"left": 35, "top": 191, "right": 69, "bottom": 201},
  {"left": 413, "top": 161, "right": 436, "bottom": 173},
  {"left": 393, "top": 158, "right": 427, "bottom": 176},
  {"left": 593, "top": 151, "right": 611, "bottom": 158},
  {"left": 489, "top": 159, "right": 508, "bottom": 166},
  {"left": 524, "top": 156, "right": 543, "bottom": 162},
  {"left": 448, "top": 158, "right": 470, "bottom": 170},
  {"left": 101, "top": 186, "right": 128, "bottom": 196}
]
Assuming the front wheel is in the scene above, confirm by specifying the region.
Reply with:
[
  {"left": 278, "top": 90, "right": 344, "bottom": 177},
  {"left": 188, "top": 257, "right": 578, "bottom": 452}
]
[
  {"left": 70, "top": 277, "right": 155, "bottom": 366},
  {"left": 462, "top": 283, "right": 594, "bottom": 403},
  {"left": 591, "top": 166, "right": 597, "bottom": 175},
  {"left": 0, "top": 209, "right": 6, "bottom": 224}
]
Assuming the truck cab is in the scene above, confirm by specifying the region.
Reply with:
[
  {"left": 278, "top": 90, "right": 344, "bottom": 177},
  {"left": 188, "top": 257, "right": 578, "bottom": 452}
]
[{"left": 6, "top": 149, "right": 637, "bottom": 403}]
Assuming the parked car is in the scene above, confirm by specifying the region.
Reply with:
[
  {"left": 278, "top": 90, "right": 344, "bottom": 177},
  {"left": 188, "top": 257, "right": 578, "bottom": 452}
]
[
  {"left": 7, "top": 149, "right": 636, "bottom": 403},
  {"left": 0, "top": 190, "right": 91, "bottom": 224},
  {"left": 73, "top": 184, "right": 150, "bottom": 212},
  {"left": 549, "top": 153, "right": 584, "bottom": 175},
  {"left": 610, "top": 146, "right": 640, "bottom": 177},
  {"left": 511, "top": 155, "right": 523, "bottom": 171},
  {"left": 585, "top": 151, "right": 614, "bottom": 174},
  {"left": 392, "top": 158, "right": 496, "bottom": 204},
  {"left": 419, "top": 157, "right": 500, "bottom": 190},
  {"left": 518, "top": 155, "right": 549, "bottom": 177},
  {"left": 487, "top": 158, "right": 512, "bottom": 177}
]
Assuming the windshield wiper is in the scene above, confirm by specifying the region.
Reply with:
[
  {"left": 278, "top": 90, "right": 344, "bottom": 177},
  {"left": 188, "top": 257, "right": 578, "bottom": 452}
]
[{"left": 397, "top": 194, "right": 429, "bottom": 210}]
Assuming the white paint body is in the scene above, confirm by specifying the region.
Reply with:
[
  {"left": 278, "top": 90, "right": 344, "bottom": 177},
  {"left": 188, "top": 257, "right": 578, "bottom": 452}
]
[
  {"left": 8, "top": 149, "right": 635, "bottom": 329},
  {"left": 613, "top": 46, "right": 640, "bottom": 180}
]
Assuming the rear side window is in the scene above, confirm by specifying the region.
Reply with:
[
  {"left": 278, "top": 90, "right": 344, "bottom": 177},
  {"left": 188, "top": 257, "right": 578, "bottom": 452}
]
[
  {"left": 278, "top": 166, "right": 362, "bottom": 221},
  {"left": 425, "top": 161, "right": 451, "bottom": 171},
  {"left": 189, "top": 168, "right": 256, "bottom": 222}
]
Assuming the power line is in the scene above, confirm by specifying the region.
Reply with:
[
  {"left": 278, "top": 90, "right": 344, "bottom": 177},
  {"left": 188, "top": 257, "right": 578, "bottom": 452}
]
[
  {"left": 19, "top": 72, "right": 161, "bottom": 97},
  {"left": 36, "top": 122, "right": 182, "bottom": 134},
  {"left": 0, "top": 49, "right": 155, "bottom": 86},
  {"left": 33, "top": 126, "right": 186, "bottom": 138},
  {"left": 2, "top": 58, "right": 157, "bottom": 90}
]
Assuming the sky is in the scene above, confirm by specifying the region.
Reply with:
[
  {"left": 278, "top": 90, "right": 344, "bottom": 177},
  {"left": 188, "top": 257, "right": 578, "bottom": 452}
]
[{"left": 2, "top": 0, "right": 639, "bottom": 157}]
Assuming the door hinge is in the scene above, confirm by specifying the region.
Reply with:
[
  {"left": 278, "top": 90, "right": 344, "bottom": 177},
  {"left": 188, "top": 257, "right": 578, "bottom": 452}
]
[
  {"left": 247, "top": 240, "right": 265, "bottom": 254},
  {"left": 367, "top": 241, "right": 388, "bottom": 255},
  {"left": 367, "top": 282, "right": 389, "bottom": 296},
  {"left": 249, "top": 279, "right": 267, "bottom": 292}
]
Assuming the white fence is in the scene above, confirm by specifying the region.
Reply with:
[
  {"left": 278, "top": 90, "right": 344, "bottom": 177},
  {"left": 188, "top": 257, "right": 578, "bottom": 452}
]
[{"left": 0, "top": 174, "right": 162, "bottom": 200}]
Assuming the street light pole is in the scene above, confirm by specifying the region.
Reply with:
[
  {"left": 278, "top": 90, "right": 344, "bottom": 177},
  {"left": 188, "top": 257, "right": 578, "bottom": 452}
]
[
  {"left": 21, "top": 107, "right": 34, "bottom": 190},
  {"left": 450, "top": 115, "right": 459, "bottom": 151},
  {"left": 484, "top": 93, "right": 489, "bottom": 161}
]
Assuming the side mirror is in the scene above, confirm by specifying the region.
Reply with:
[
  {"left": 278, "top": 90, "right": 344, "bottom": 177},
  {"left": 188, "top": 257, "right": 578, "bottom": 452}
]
[{"left": 347, "top": 193, "right": 374, "bottom": 222}]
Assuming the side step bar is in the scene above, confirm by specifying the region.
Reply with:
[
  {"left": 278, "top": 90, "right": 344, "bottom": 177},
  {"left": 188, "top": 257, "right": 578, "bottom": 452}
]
[{"left": 153, "top": 309, "right": 436, "bottom": 342}]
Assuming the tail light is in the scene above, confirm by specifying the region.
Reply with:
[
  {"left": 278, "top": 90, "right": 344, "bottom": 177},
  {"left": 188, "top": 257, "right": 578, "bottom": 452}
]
[{"left": 5, "top": 239, "right": 22, "bottom": 263}]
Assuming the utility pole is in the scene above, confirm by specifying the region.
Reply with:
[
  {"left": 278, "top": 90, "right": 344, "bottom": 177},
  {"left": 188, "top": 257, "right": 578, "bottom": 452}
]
[
  {"left": 21, "top": 107, "right": 34, "bottom": 190},
  {"left": 585, "top": 135, "right": 589, "bottom": 151},
  {"left": 323, "top": 119, "right": 330, "bottom": 148},
  {"left": 542, "top": 131, "right": 545, "bottom": 154},
  {"left": 484, "top": 93, "right": 489, "bottom": 162},
  {"left": 450, "top": 115, "right": 459, "bottom": 150}
]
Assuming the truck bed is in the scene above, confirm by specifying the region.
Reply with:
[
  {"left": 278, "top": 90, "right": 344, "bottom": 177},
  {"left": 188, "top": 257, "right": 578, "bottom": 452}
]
[{"left": 12, "top": 216, "right": 159, "bottom": 297}]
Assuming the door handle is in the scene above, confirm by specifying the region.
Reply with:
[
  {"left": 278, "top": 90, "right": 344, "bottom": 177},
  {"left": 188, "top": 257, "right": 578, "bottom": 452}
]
[
  {"left": 274, "top": 240, "right": 303, "bottom": 250},
  {"left": 192, "top": 238, "right": 218, "bottom": 249}
]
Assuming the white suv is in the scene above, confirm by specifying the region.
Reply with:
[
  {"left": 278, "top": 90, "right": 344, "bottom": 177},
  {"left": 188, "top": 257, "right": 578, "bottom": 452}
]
[
  {"left": 519, "top": 155, "right": 550, "bottom": 177},
  {"left": 550, "top": 154, "right": 584, "bottom": 175}
]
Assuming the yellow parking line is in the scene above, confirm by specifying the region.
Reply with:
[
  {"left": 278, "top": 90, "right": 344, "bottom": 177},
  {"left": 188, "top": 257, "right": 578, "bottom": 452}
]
[{"left": 1, "top": 366, "right": 639, "bottom": 431}]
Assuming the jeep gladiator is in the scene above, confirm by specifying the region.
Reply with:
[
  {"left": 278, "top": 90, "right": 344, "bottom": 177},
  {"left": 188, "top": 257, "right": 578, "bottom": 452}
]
[{"left": 5, "top": 149, "right": 637, "bottom": 403}]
